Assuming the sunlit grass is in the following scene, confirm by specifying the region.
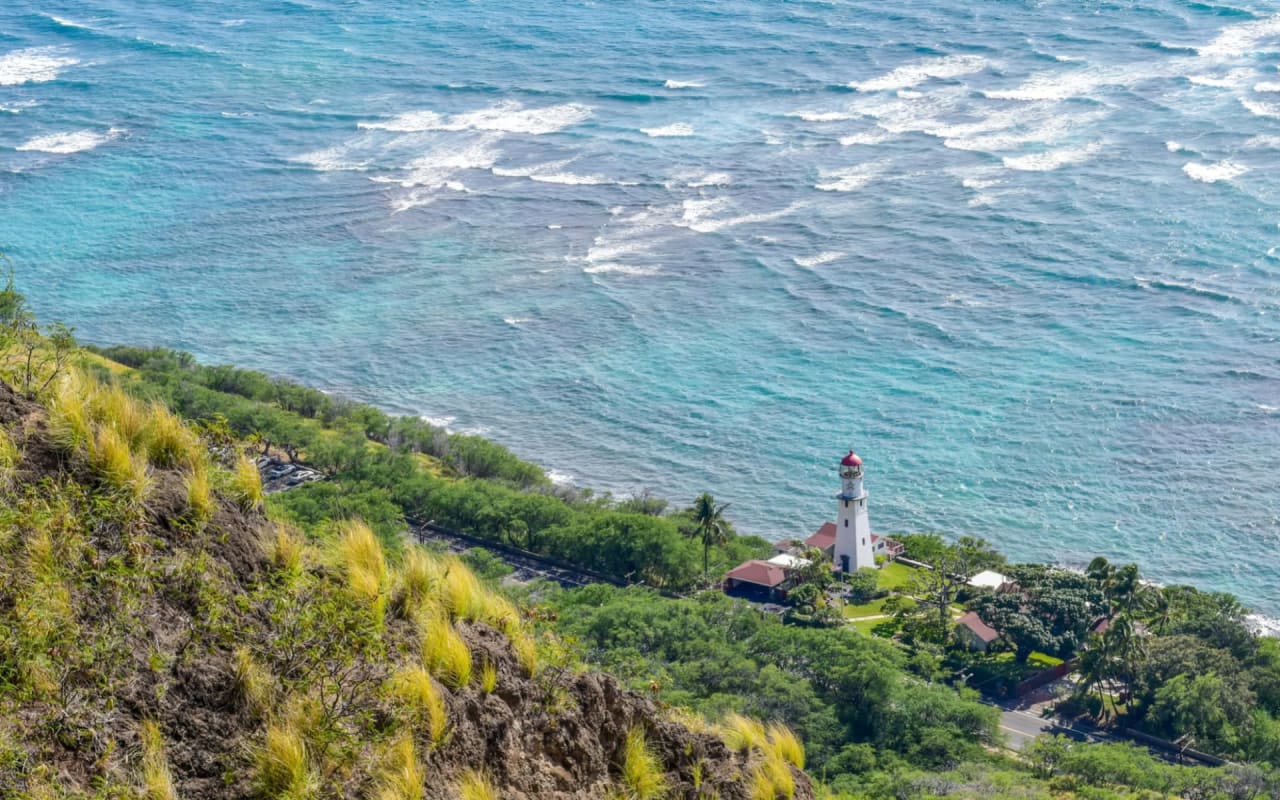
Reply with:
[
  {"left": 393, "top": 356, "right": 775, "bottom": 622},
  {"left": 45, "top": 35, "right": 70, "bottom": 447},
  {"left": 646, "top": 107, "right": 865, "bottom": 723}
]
[
  {"left": 374, "top": 736, "right": 424, "bottom": 800},
  {"left": 139, "top": 720, "right": 176, "bottom": 800},
  {"left": 185, "top": 460, "right": 215, "bottom": 525},
  {"left": 456, "top": 769, "right": 498, "bottom": 800},
  {"left": 719, "top": 713, "right": 766, "bottom": 754},
  {"left": 254, "top": 722, "right": 316, "bottom": 800},
  {"left": 479, "top": 659, "right": 498, "bottom": 694},
  {"left": 90, "top": 425, "right": 150, "bottom": 502},
  {"left": 508, "top": 629, "right": 537, "bottom": 677},
  {"left": 421, "top": 613, "right": 472, "bottom": 689},
  {"left": 269, "top": 523, "right": 306, "bottom": 585},
  {"left": 766, "top": 722, "right": 804, "bottom": 770},
  {"left": 620, "top": 726, "right": 668, "bottom": 800},
  {"left": 145, "top": 403, "right": 200, "bottom": 469},
  {"left": 232, "top": 647, "right": 274, "bottom": 719},
  {"left": 388, "top": 665, "right": 448, "bottom": 746},
  {"left": 230, "top": 453, "right": 264, "bottom": 512}
]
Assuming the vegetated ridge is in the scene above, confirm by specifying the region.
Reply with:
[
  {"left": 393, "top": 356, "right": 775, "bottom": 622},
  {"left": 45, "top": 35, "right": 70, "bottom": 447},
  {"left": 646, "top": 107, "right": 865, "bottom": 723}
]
[{"left": 0, "top": 371, "right": 811, "bottom": 800}]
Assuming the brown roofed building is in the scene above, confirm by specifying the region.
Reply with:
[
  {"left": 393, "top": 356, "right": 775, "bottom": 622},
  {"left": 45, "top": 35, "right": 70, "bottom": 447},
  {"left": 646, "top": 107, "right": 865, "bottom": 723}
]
[
  {"left": 724, "top": 560, "right": 790, "bottom": 602},
  {"left": 956, "top": 611, "right": 1001, "bottom": 652}
]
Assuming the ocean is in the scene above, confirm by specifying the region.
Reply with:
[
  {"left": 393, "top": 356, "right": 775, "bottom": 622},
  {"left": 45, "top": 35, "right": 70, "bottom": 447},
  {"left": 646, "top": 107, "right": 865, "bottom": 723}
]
[{"left": 2, "top": 0, "right": 1278, "bottom": 620}]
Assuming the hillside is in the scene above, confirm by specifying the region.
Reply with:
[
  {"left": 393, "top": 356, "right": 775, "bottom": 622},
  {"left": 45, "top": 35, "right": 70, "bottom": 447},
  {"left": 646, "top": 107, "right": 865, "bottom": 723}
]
[{"left": 0, "top": 373, "right": 810, "bottom": 800}]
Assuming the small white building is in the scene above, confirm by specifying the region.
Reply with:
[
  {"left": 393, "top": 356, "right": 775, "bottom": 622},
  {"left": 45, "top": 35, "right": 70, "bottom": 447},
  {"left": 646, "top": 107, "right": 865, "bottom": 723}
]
[
  {"left": 833, "top": 449, "right": 876, "bottom": 573},
  {"left": 967, "top": 570, "right": 1010, "bottom": 591}
]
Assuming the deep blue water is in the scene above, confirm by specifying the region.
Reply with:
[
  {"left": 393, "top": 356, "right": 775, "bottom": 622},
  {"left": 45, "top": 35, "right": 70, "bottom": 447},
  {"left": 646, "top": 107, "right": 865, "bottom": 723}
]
[{"left": 3, "top": 0, "right": 1279, "bottom": 618}]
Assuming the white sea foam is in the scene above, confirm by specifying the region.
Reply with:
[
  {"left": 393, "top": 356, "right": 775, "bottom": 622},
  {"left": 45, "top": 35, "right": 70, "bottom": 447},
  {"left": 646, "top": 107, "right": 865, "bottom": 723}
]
[
  {"left": 839, "top": 130, "right": 893, "bottom": 146},
  {"left": 0, "top": 47, "right": 79, "bottom": 86},
  {"left": 1255, "top": 81, "right": 1280, "bottom": 92},
  {"left": 502, "top": 316, "right": 532, "bottom": 326},
  {"left": 678, "top": 198, "right": 797, "bottom": 233},
  {"left": 641, "top": 122, "right": 695, "bottom": 137},
  {"left": 222, "top": 19, "right": 247, "bottom": 27},
  {"left": 1241, "top": 97, "right": 1280, "bottom": 118},
  {"left": 1002, "top": 141, "right": 1102, "bottom": 171},
  {"left": 0, "top": 100, "right": 37, "bottom": 114},
  {"left": 850, "top": 54, "right": 987, "bottom": 92},
  {"left": 494, "top": 159, "right": 630, "bottom": 186},
  {"left": 985, "top": 69, "right": 1110, "bottom": 101},
  {"left": 582, "top": 263, "right": 661, "bottom": 277},
  {"left": 296, "top": 146, "right": 365, "bottom": 172},
  {"left": 360, "top": 101, "right": 592, "bottom": 135},
  {"left": 687, "top": 171, "right": 731, "bottom": 187},
  {"left": 1247, "top": 613, "right": 1280, "bottom": 638},
  {"left": 962, "top": 176, "right": 1003, "bottom": 190},
  {"left": 397, "top": 137, "right": 500, "bottom": 188},
  {"left": 16, "top": 128, "right": 121, "bottom": 154},
  {"left": 47, "top": 15, "right": 94, "bottom": 30},
  {"left": 786, "top": 110, "right": 854, "bottom": 122},
  {"left": 1166, "top": 141, "right": 1186, "bottom": 153},
  {"left": 664, "top": 79, "right": 703, "bottom": 89},
  {"left": 1245, "top": 134, "right": 1280, "bottom": 148},
  {"left": 1188, "top": 69, "right": 1253, "bottom": 88},
  {"left": 546, "top": 469, "right": 575, "bottom": 485},
  {"left": 1196, "top": 13, "right": 1280, "bottom": 58},
  {"left": 1182, "top": 160, "right": 1249, "bottom": 183},
  {"left": 815, "top": 162, "right": 884, "bottom": 192},
  {"left": 793, "top": 251, "right": 843, "bottom": 268},
  {"left": 968, "top": 194, "right": 997, "bottom": 207},
  {"left": 419, "top": 414, "right": 456, "bottom": 429}
]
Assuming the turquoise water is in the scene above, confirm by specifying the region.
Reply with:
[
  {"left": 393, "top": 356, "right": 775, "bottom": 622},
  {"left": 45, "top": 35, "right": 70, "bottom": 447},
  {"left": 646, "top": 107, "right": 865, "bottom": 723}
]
[{"left": 3, "top": 1, "right": 1279, "bottom": 617}]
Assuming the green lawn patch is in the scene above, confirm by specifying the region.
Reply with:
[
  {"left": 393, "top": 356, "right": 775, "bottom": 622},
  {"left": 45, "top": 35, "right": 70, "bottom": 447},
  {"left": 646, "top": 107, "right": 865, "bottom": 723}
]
[{"left": 876, "top": 561, "right": 918, "bottom": 591}]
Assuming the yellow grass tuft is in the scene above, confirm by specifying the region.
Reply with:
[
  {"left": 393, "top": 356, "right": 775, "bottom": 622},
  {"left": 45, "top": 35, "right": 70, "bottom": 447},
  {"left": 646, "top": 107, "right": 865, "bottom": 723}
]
[
  {"left": 421, "top": 613, "right": 472, "bottom": 689},
  {"left": 456, "top": 769, "right": 499, "bottom": 800},
  {"left": 441, "top": 560, "right": 487, "bottom": 622},
  {"left": 0, "top": 426, "right": 18, "bottom": 475},
  {"left": 397, "top": 548, "right": 445, "bottom": 622},
  {"left": 661, "top": 707, "right": 716, "bottom": 736},
  {"left": 766, "top": 723, "right": 805, "bottom": 770},
  {"left": 139, "top": 720, "right": 176, "bottom": 800},
  {"left": 232, "top": 647, "right": 274, "bottom": 719},
  {"left": 374, "top": 736, "right": 424, "bottom": 800},
  {"left": 479, "top": 592, "right": 520, "bottom": 635},
  {"left": 508, "top": 629, "right": 538, "bottom": 677},
  {"left": 620, "top": 726, "right": 668, "bottom": 800},
  {"left": 16, "top": 530, "right": 74, "bottom": 647},
  {"left": 145, "top": 403, "right": 200, "bottom": 469},
  {"left": 254, "top": 722, "right": 316, "bottom": 800},
  {"left": 748, "top": 767, "right": 775, "bottom": 800},
  {"left": 479, "top": 659, "right": 498, "bottom": 694},
  {"left": 269, "top": 523, "right": 306, "bottom": 584},
  {"left": 185, "top": 461, "right": 216, "bottom": 525},
  {"left": 720, "top": 713, "right": 767, "bottom": 754},
  {"left": 762, "top": 749, "right": 795, "bottom": 800},
  {"left": 47, "top": 370, "right": 93, "bottom": 452},
  {"left": 388, "top": 665, "right": 448, "bottom": 746},
  {"left": 91, "top": 384, "right": 149, "bottom": 447},
  {"left": 90, "top": 425, "right": 151, "bottom": 502},
  {"left": 337, "top": 520, "right": 388, "bottom": 601},
  {"left": 230, "top": 453, "right": 264, "bottom": 512}
]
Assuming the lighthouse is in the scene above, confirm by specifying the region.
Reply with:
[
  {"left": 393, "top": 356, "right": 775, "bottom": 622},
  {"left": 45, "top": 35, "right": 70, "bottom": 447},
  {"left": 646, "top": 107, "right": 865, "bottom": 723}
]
[{"left": 833, "top": 449, "right": 875, "bottom": 573}]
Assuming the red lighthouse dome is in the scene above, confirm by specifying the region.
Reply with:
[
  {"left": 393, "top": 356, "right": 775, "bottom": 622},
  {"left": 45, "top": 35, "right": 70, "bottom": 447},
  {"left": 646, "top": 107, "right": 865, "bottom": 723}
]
[{"left": 841, "top": 450, "right": 862, "bottom": 467}]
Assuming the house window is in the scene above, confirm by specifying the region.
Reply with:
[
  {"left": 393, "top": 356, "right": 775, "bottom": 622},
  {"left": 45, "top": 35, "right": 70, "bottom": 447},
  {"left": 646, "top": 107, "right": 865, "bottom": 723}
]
[
  {"left": 862, "top": 538, "right": 866, "bottom": 546},
  {"left": 843, "top": 519, "right": 848, "bottom": 527}
]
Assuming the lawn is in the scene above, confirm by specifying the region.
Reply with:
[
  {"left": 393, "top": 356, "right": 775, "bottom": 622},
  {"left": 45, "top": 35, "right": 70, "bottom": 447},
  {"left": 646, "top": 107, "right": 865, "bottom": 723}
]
[
  {"left": 843, "top": 597, "right": 891, "bottom": 618},
  {"left": 877, "top": 561, "right": 918, "bottom": 591}
]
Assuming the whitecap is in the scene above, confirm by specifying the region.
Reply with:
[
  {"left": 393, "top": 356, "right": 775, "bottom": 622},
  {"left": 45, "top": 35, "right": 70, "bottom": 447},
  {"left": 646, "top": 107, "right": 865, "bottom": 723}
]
[
  {"left": 815, "top": 162, "right": 884, "bottom": 192},
  {"left": 1182, "top": 160, "right": 1249, "bottom": 183},
  {"left": 1245, "top": 134, "right": 1280, "bottom": 148},
  {"left": 1002, "top": 141, "right": 1102, "bottom": 171},
  {"left": 583, "top": 263, "right": 661, "bottom": 277},
  {"left": 1166, "top": 141, "right": 1186, "bottom": 153},
  {"left": 503, "top": 317, "right": 532, "bottom": 326},
  {"left": 547, "top": 224, "right": 562, "bottom": 229},
  {"left": 46, "top": 15, "right": 93, "bottom": 30},
  {"left": 786, "top": 110, "right": 854, "bottom": 122},
  {"left": 546, "top": 469, "right": 575, "bottom": 485},
  {"left": 678, "top": 198, "right": 797, "bottom": 233},
  {"left": 222, "top": 19, "right": 247, "bottom": 27},
  {"left": 839, "top": 130, "right": 893, "bottom": 146},
  {"left": 1188, "top": 69, "right": 1253, "bottom": 88},
  {"left": 0, "top": 100, "right": 38, "bottom": 114},
  {"left": 686, "top": 171, "right": 732, "bottom": 187},
  {"left": 397, "top": 137, "right": 501, "bottom": 188},
  {"left": 16, "top": 128, "right": 121, "bottom": 154},
  {"left": 961, "top": 176, "right": 1003, "bottom": 190},
  {"left": 641, "top": 122, "right": 695, "bottom": 137},
  {"left": 850, "top": 55, "right": 987, "bottom": 92},
  {"left": 664, "top": 79, "right": 703, "bottom": 89},
  {"left": 1246, "top": 613, "right": 1280, "bottom": 638},
  {"left": 295, "top": 146, "right": 365, "bottom": 172},
  {"left": 1241, "top": 97, "right": 1280, "bottom": 118},
  {"left": 968, "top": 194, "right": 997, "bottom": 207},
  {"left": 1196, "top": 13, "right": 1280, "bottom": 58},
  {"left": 0, "top": 46, "right": 79, "bottom": 86},
  {"left": 360, "top": 101, "right": 592, "bottom": 135},
  {"left": 793, "top": 252, "right": 844, "bottom": 268},
  {"left": 1256, "top": 81, "right": 1280, "bottom": 92}
]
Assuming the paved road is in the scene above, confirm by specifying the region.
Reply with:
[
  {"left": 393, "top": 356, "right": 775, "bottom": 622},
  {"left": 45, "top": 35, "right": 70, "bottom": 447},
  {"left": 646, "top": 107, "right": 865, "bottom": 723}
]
[{"left": 996, "top": 706, "right": 1108, "bottom": 750}]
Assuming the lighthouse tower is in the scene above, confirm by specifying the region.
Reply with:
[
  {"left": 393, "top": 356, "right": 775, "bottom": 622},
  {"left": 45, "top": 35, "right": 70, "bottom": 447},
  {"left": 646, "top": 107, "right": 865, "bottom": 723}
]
[{"left": 833, "top": 449, "right": 876, "bottom": 573}]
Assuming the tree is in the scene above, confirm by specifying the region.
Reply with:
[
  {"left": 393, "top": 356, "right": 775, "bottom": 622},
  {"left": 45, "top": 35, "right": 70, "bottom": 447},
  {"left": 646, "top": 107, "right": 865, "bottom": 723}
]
[
  {"left": 687, "top": 492, "right": 731, "bottom": 582},
  {"left": 906, "top": 536, "right": 1004, "bottom": 645}
]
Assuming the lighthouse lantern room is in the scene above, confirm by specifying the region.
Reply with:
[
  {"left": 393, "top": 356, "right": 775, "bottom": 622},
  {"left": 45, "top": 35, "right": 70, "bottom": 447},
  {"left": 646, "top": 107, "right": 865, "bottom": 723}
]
[{"left": 833, "top": 448, "right": 876, "bottom": 573}]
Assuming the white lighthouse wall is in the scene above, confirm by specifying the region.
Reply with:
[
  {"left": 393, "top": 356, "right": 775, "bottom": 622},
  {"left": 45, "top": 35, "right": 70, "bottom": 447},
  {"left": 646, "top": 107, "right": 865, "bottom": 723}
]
[{"left": 833, "top": 492, "right": 876, "bottom": 572}]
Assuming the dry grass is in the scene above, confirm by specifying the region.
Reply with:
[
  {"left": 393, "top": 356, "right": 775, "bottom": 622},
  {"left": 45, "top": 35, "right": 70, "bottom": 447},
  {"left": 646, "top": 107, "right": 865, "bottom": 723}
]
[
  {"left": 762, "top": 750, "right": 795, "bottom": 800},
  {"left": 91, "top": 384, "right": 149, "bottom": 448},
  {"left": 441, "top": 561, "right": 487, "bottom": 622},
  {"left": 661, "top": 707, "right": 716, "bottom": 737},
  {"left": 254, "top": 722, "right": 316, "bottom": 800},
  {"left": 508, "top": 629, "right": 538, "bottom": 677},
  {"left": 139, "top": 720, "right": 176, "bottom": 800},
  {"left": 338, "top": 520, "right": 388, "bottom": 602},
  {"left": 374, "top": 736, "right": 424, "bottom": 800},
  {"left": 185, "top": 461, "right": 215, "bottom": 525},
  {"left": 479, "top": 659, "right": 498, "bottom": 694},
  {"left": 90, "top": 425, "right": 151, "bottom": 502},
  {"left": 456, "top": 769, "right": 498, "bottom": 800},
  {"left": 619, "top": 726, "right": 668, "bottom": 800},
  {"left": 388, "top": 665, "right": 448, "bottom": 746},
  {"left": 421, "top": 614, "right": 472, "bottom": 689},
  {"left": 232, "top": 647, "right": 274, "bottom": 719},
  {"left": 16, "top": 529, "right": 75, "bottom": 647},
  {"left": 145, "top": 403, "right": 200, "bottom": 469},
  {"left": 719, "top": 713, "right": 767, "bottom": 754},
  {"left": 230, "top": 453, "right": 264, "bottom": 512},
  {"left": 397, "top": 548, "right": 444, "bottom": 620},
  {"left": 47, "top": 373, "right": 92, "bottom": 452},
  {"left": 766, "top": 723, "right": 805, "bottom": 770},
  {"left": 269, "top": 523, "right": 306, "bottom": 584},
  {"left": 748, "top": 767, "right": 775, "bottom": 800},
  {"left": 0, "top": 426, "right": 18, "bottom": 477}
]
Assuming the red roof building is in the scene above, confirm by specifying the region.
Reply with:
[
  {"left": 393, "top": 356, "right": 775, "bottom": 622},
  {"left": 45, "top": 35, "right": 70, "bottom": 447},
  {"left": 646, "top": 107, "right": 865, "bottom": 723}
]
[
  {"left": 956, "top": 611, "right": 1001, "bottom": 652},
  {"left": 724, "top": 559, "right": 791, "bottom": 601}
]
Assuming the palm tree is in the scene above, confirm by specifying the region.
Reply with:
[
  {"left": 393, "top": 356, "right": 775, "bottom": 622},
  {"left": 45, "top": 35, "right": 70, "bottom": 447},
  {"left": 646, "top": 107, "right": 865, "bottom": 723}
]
[{"left": 689, "top": 493, "right": 731, "bottom": 582}]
